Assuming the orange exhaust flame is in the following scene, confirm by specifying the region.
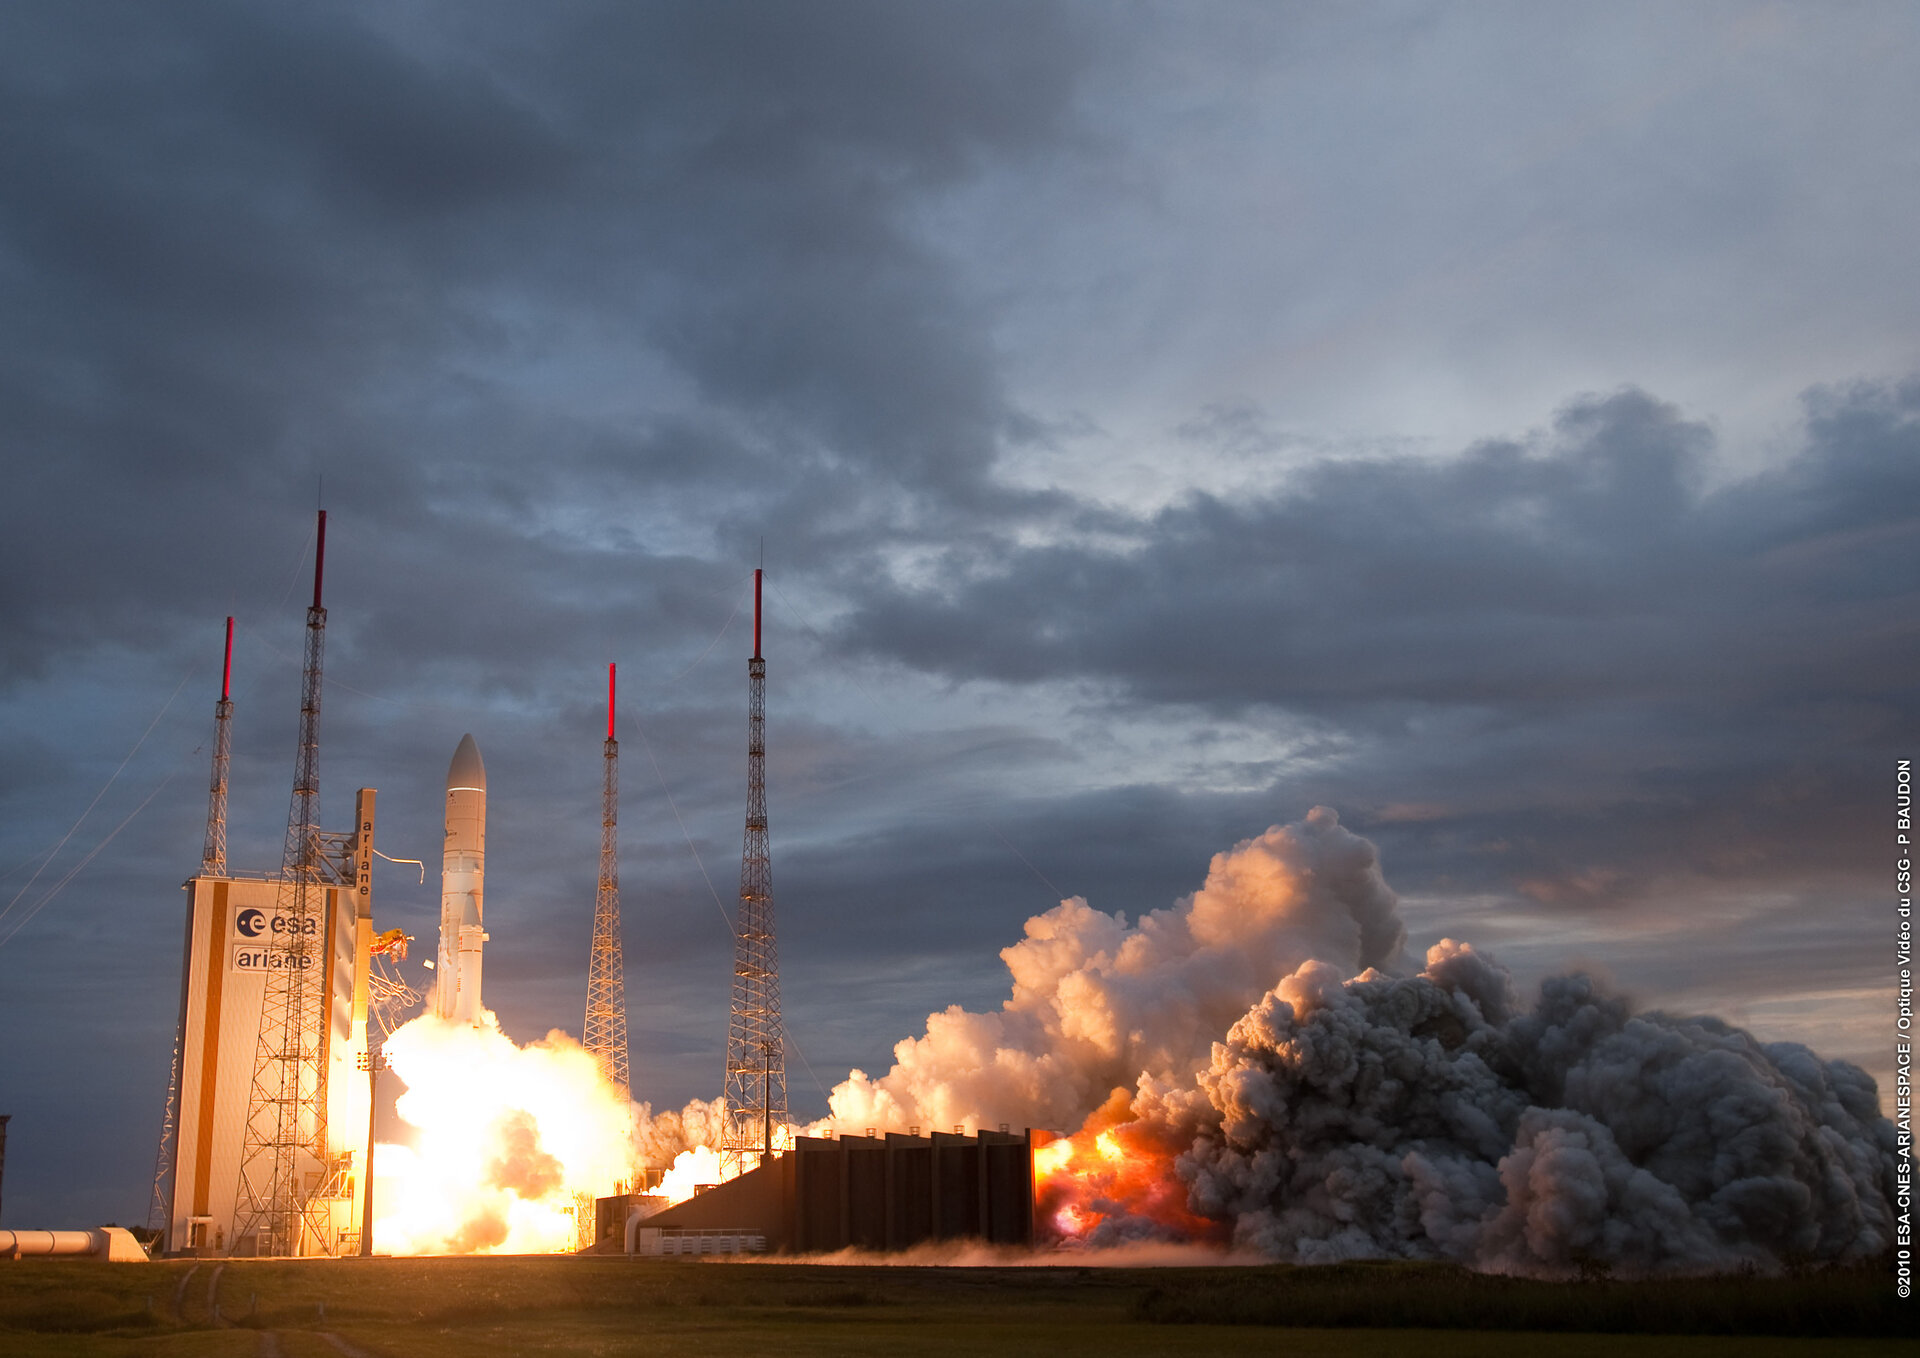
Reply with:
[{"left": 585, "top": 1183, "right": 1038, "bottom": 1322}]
[{"left": 1032, "top": 1089, "right": 1227, "bottom": 1247}]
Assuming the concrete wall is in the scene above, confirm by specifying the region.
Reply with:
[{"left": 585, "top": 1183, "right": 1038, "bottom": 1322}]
[{"left": 620, "top": 1128, "right": 1037, "bottom": 1255}]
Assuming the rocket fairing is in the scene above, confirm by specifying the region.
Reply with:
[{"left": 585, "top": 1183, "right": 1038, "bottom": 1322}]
[{"left": 435, "top": 733, "right": 488, "bottom": 1025}]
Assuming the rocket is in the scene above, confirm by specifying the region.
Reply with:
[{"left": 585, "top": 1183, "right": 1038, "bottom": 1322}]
[{"left": 434, "top": 733, "right": 488, "bottom": 1024}]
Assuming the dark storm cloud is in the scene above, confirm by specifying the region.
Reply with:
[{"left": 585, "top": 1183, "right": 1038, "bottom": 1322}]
[
  {"left": 841, "top": 383, "right": 1917, "bottom": 711},
  {"left": 0, "top": 0, "right": 1086, "bottom": 686},
  {"left": 837, "top": 381, "right": 1920, "bottom": 908}
]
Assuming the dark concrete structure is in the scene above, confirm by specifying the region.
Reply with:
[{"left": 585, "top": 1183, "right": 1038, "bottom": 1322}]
[{"left": 612, "top": 1128, "right": 1039, "bottom": 1254}]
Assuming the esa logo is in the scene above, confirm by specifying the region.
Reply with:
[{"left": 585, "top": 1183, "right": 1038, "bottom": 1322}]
[{"left": 234, "top": 907, "right": 318, "bottom": 937}]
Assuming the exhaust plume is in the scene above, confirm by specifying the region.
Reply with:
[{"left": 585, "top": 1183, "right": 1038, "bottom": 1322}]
[
  {"left": 830, "top": 807, "right": 1404, "bottom": 1133},
  {"left": 1173, "top": 943, "right": 1897, "bottom": 1272},
  {"left": 833, "top": 809, "right": 1899, "bottom": 1274},
  {"left": 372, "top": 1014, "right": 638, "bottom": 1254}
]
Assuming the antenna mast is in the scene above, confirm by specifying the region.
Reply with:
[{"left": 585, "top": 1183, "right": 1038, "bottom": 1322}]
[
  {"left": 202, "top": 617, "right": 235, "bottom": 875},
  {"left": 722, "top": 568, "right": 787, "bottom": 1174},
  {"left": 233, "top": 510, "right": 335, "bottom": 1257},
  {"left": 151, "top": 616, "right": 238, "bottom": 1239},
  {"left": 584, "top": 662, "right": 629, "bottom": 1094}
]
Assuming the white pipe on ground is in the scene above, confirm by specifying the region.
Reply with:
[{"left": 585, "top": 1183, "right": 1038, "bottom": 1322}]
[{"left": 0, "top": 1227, "right": 149, "bottom": 1261}]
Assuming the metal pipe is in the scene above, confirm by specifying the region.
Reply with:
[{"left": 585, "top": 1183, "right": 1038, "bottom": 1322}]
[
  {"left": 0, "top": 1227, "right": 148, "bottom": 1260},
  {"left": 1, "top": 1229, "right": 103, "bottom": 1256}
]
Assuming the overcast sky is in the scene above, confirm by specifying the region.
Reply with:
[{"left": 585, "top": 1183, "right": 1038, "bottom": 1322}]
[{"left": 1, "top": 1, "right": 1914, "bottom": 1229}]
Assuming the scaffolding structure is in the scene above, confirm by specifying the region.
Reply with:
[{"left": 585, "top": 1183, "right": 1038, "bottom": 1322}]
[
  {"left": 584, "top": 662, "right": 630, "bottom": 1094},
  {"left": 721, "top": 569, "right": 787, "bottom": 1176},
  {"left": 232, "top": 511, "right": 337, "bottom": 1257}
]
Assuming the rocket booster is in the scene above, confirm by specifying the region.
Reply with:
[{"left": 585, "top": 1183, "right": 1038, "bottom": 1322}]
[{"left": 435, "top": 733, "right": 488, "bottom": 1025}]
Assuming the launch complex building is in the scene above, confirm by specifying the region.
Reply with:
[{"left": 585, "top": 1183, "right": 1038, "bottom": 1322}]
[
  {"left": 157, "top": 513, "right": 503, "bottom": 1257},
  {"left": 153, "top": 513, "right": 1047, "bottom": 1258}
]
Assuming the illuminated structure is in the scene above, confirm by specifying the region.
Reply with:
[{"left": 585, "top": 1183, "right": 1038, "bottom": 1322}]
[
  {"left": 721, "top": 569, "right": 787, "bottom": 1175},
  {"left": 157, "top": 513, "right": 381, "bottom": 1257},
  {"left": 611, "top": 1129, "right": 1042, "bottom": 1255},
  {"left": 232, "top": 510, "right": 344, "bottom": 1257},
  {"left": 583, "top": 663, "right": 629, "bottom": 1093},
  {"left": 164, "top": 805, "right": 373, "bottom": 1256}
]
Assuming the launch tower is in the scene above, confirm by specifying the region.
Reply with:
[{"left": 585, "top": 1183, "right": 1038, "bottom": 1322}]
[
  {"left": 721, "top": 569, "right": 787, "bottom": 1175},
  {"left": 583, "top": 662, "right": 629, "bottom": 1093},
  {"left": 232, "top": 511, "right": 338, "bottom": 1257}
]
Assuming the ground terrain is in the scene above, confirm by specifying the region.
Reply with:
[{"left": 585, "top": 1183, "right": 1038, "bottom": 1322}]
[{"left": 0, "top": 1254, "right": 1906, "bottom": 1356}]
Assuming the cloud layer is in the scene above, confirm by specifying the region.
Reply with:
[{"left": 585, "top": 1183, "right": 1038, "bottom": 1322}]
[{"left": 0, "top": 4, "right": 1912, "bottom": 1228}]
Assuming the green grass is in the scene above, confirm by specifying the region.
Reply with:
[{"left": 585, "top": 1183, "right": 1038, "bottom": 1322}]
[
  {"left": 1133, "top": 1258, "right": 1905, "bottom": 1335},
  {"left": 0, "top": 1255, "right": 1906, "bottom": 1357}
]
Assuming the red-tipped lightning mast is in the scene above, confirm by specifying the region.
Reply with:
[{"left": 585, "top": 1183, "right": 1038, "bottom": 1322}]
[
  {"left": 584, "top": 662, "right": 629, "bottom": 1094},
  {"left": 157, "top": 613, "right": 241, "bottom": 1233},
  {"left": 201, "top": 617, "right": 236, "bottom": 875},
  {"left": 234, "top": 508, "right": 334, "bottom": 1257},
  {"left": 723, "top": 567, "right": 786, "bottom": 1173}
]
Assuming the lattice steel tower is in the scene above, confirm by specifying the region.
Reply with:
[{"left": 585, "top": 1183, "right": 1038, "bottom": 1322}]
[
  {"left": 203, "top": 615, "right": 235, "bottom": 875},
  {"left": 583, "top": 662, "right": 630, "bottom": 1094},
  {"left": 721, "top": 569, "right": 786, "bottom": 1174},
  {"left": 233, "top": 511, "right": 335, "bottom": 1257},
  {"left": 149, "top": 615, "right": 238, "bottom": 1237}
]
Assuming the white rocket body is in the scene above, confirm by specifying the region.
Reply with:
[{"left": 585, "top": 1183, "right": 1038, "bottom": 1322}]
[{"left": 435, "top": 733, "right": 488, "bottom": 1025}]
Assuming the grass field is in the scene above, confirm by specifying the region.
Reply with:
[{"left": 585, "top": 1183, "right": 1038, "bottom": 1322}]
[{"left": 0, "top": 1254, "right": 1906, "bottom": 1357}]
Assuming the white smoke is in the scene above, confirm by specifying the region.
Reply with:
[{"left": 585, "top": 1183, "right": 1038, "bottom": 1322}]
[
  {"left": 829, "top": 808, "right": 1900, "bottom": 1275},
  {"left": 829, "top": 808, "right": 1404, "bottom": 1133},
  {"left": 633, "top": 1094, "right": 726, "bottom": 1171}
]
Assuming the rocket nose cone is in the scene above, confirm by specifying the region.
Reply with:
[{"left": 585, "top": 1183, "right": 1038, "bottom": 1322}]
[{"left": 447, "top": 733, "right": 487, "bottom": 792}]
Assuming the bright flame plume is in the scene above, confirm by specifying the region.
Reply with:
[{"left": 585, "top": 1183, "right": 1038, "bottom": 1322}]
[{"left": 371, "top": 1013, "right": 639, "bottom": 1254}]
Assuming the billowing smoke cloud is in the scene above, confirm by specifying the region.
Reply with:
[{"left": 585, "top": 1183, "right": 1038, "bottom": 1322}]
[
  {"left": 832, "top": 809, "right": 1899, "bottom": 1274},
  {"left": 830, "top": 808, "right": 1404, "bottom": 1133},
  {"left": 634, "top": 1094, "right": 725, "bottom": 1171},
  {"left": 1170, "top": 944, "right": 1898, "bottom": 1274}
]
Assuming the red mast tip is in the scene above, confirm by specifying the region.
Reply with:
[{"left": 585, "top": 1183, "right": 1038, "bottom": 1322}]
[
  {"left": 753, "top": 568, "right": 763, "bottom": 660},
  {"left": 607, "top": 662, "right": 617, "bottom": 741},
  {"left": 221, "top": 617, "right": 234, "bottom": 701}
]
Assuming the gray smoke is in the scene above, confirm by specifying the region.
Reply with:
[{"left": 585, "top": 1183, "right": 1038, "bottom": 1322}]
[
  {"left": 834, "top": 808, "right": 1897, "bottom": 1274},
  {"left": 1163, "top": 942, "right": 1898, "bottom": 1274}
]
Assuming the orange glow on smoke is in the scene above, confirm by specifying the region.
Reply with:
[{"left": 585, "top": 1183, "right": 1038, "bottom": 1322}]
[{"left": 1031, "top": 1089, "right": 1227, "bottom": 1246}]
